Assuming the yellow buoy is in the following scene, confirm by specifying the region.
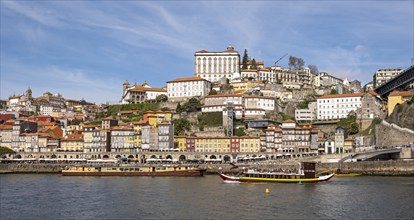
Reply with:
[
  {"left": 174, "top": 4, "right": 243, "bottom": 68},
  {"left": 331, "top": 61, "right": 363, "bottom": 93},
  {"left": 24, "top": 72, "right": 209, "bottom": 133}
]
[{"left": 265, "top": 188, "right": 270, "bottom": 193}]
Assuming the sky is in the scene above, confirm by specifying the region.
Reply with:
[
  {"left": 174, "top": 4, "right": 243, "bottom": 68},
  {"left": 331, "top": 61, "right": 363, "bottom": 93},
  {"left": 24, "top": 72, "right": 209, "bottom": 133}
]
[{"left": 1, "top": 1, "right": 413, "bottom": 104}]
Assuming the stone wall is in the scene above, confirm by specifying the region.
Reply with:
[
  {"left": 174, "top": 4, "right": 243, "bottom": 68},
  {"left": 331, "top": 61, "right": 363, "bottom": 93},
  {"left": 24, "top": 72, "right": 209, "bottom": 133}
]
[
  {"left": 1, "top": 160, "right": 413, "bottom": 176},
  {"left": 194, "top": 127, "right": 225, "bottom": 137},
  {"left": 375, "top": 121, "right": 414, "bottom": 147},
  {"left": 320, "top": 160, "right": 414, "bottom": 176},
  {"left": 312, "top": 121, "right": 338, "bottom": 134},
  {"left": 0, "top": 164, "right": 66, "bottom": 173}
]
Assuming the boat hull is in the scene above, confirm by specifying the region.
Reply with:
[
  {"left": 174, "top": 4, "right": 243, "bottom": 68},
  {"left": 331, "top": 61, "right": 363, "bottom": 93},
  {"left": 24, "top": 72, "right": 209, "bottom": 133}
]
[{"left": 218, "top": 173, "right": 335, "bottom": 183}]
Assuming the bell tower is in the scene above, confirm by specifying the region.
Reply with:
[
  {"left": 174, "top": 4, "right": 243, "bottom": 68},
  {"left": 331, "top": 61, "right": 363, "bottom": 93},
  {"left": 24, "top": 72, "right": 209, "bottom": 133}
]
[
  {"left": 123, "top": 80, "right": 130, "bottom": 92},
  {"left": 26, "top": 87, "right": 32, "bottom": 98}
]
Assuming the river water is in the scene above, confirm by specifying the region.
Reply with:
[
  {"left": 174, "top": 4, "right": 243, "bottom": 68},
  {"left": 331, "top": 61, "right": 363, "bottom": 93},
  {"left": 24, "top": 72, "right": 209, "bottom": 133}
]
[{"left": 1, "top": 174, "right": 413, "bottom": 220}]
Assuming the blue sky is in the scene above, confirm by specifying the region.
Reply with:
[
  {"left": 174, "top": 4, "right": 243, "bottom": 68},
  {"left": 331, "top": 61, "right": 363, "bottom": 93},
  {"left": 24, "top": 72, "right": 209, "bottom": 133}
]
[{"left": 1, "top": 1, "right": 413, "bottom": 104}]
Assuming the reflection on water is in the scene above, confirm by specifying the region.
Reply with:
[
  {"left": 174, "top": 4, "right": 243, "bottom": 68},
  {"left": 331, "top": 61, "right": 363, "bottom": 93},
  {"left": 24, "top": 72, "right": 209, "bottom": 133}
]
[{"left": 1, "top": 175, "right": 413, "bottom": 219}]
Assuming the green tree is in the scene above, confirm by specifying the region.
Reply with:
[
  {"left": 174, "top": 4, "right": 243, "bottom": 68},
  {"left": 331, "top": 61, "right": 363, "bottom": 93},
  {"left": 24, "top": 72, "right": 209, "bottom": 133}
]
[
  {"left": 0, "top": 147, "right": 16, "bottom": 155},
  {"left": 297, "top": 58, "right": 305, "bottom": 69},
  {"left": 308, "top": 64, "right": 319, "bottom": 74},
  {"left": 330, "top": 89, "right": 338, "bottom": 94},
  {"left": 288, "top": 56, "right": 306, "bottom": 70},
  {"left": 349, "top": 122, "right": 359, "bottom": 134},
  {"left": 182, "top": 98, "right": 201, "bottom": 112},
  {"left": 251, "top": 59, "right": 258, "bottom": 69},
  {"left": 289, "top": 56, "right": 296, "bottom": 69},
  {"left": 176, "top": 103, "right": 183, "bottom": 114},
  {"left": 234, "top": 127, "right": 246, "bottom": 136},
  {"left": 242, "top": 49, "right": 249, "bottom": 69},
  {"left": 209, "top": 90, "right": 218, "bottom": 95},
  {"left": 297, "top": 100, "right": 310, "bottom": 109},
  {"left": 173, "top": 118, "right": 191, "bottom": 136},
  {"left": 155, "top": 94, "right": 168, "bottom": 102}
]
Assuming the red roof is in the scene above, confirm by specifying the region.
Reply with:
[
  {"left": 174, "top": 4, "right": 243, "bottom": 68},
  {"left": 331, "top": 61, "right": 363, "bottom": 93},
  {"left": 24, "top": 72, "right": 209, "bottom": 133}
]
[
  {"left": 319, "top": 93, "right": 365, "bottom": 99},
  {"left": 167, "top": 77, "right": 208, "bottom": 83},
  {"left": 389, "top": 90, "right": 414, "bottom": 97}
]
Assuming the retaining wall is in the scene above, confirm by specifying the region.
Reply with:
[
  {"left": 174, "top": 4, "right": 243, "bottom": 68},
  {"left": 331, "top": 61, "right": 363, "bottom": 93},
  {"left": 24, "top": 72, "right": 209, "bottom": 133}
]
[{"left": 320, "top": 160, "right": 414, "bottom": 176}]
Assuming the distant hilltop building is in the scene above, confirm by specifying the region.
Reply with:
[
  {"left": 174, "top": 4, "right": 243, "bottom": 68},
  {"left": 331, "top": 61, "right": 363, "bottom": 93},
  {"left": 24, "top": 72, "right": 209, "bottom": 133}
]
[
  {"left": 194, "top": 44, "right": 240, "bottom": 83},
  {"left": 373, "top": 68, "right": 402, "bottom": 89},
  {"left": 121, "top": 81, "right": 167, "bottom": 104}
]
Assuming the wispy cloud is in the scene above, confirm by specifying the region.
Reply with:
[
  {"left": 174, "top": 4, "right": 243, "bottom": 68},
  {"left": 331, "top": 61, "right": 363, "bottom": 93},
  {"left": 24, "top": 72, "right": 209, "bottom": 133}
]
[
  {"left": 2, "top": 1, "right": 63, "bottom": 27},
  {"left": 1, "top": 58, "right": 121, "bottom": 103},
  {"left": 1, "top": 1, "right": 412, "bottom": 103}
]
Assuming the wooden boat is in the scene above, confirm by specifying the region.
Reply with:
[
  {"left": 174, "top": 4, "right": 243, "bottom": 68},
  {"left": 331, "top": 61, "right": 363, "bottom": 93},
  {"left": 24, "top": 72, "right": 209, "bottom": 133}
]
[
  {"left": 218, "top": 162, "right": 334, "bottom": 183},
  {"left": 62, "top": 165, "right": 206, "bottom": 177}
]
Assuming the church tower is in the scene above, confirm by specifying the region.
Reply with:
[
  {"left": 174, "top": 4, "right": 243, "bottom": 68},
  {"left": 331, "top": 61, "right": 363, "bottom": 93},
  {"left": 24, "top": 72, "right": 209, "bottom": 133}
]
[
  {"left": 26, "top": 87, "right": 32, "bottom": 98},
  {"left": 123, "top": 80, "right": 130, "bottom": 92}
]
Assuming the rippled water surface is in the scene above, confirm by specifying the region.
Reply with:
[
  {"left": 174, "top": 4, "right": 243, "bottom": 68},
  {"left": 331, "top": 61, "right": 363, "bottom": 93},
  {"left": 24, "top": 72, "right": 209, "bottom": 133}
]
[{"left": 1, "top": 174, "right": 413, "bottom": 219}]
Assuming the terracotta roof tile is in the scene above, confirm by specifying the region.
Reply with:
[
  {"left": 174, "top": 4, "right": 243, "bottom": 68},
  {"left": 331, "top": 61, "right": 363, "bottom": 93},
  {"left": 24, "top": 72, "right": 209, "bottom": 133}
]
[
  {"left": 167, "top": 77, "right": 209, "bottom": 83},
  {"left": 206, "top": 94, "right": 243, "bottom": 98},
  {"left": 389, "top": 90, "right": 414, "bottom": 97},
  {"left": 319, "top": 93, "right": 365, "bottom": 99}
]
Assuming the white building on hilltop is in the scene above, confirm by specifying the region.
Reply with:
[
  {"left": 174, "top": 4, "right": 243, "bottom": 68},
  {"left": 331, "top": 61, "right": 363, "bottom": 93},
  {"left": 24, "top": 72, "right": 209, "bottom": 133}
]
[
  {"left": 373, "top": 68, "right": 402, "bottom": 88},
  {"left": 194, "top": 44, "right": 240, "bottom": 83},
  {"left": 121, "top": 81, "right": 167, "bottom": 104},
  {"left": 166, "top": 77, "right": 212, "bottom": 100}
]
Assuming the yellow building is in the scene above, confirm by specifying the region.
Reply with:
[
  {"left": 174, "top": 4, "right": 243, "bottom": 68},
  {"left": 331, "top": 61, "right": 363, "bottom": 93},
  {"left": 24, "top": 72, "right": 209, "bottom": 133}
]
[
  {"left": 82, "top": 125, "right": 95, "bottom": 151},
  {"left": 239, "top": 136, "right": 261, "bottom": 152},
  {"left": 387, "top": 91, "right": 414, "bottom": 116},
  {"left": 344, "top": 137, "right": 354, "bottom": 153},
  {"left": 0, "top": 125, "right": 12, "bottom": 149},
  {"left": 174, "top": 136, "right": 187, "bottom": 152},
  {"left": 66, "top": 125, "right": 83, "bottom": 135},
  {"left": 194, "top": 136, "right": 230, "bottom": 153},
  {"left": 230, "top": 80, "right": 263, "bottom": 93},
  {"left": 144, "top": 110, "right": 172, "bottom": 127},
  {"left": 132, "top": 122, "right": 143, "bottom": 147},
  {"left": 60, "top": 133, "right": 84, "bottom": 152}
]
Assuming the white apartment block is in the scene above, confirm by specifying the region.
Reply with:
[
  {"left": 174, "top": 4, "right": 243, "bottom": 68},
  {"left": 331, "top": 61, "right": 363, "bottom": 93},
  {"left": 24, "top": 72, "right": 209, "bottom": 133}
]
[
  {"left": 158, "top": 122, "right": 174, "bottom": 150},
  {"left": 317, "top": 93, "right": 364, "bottom": 120},
  {"left": 258, "top": 68, "right": 275, "bottom": 83},
  {"left": 111, "top": 127, "right": 136, "bottom": 152},
  {"left": 40, "top": 105, "right": 53, "bottom": 116},
  {"left": 240, "top": 70, "right": 258, "bottom": 80},
  {"left": 194, "top": 44, "right": 240, "bottom": 82},
  {"left": 373, "top": 68, "right": 402, "bottom": 88},
  {"left": 319, "top": 72, "right": 344, "bottom": 87},
  {"left": 167, "top": 77, "right": 212, "bottom": 100},
  {"left": 244, "top": 96, "right": 275, "bottom": 111},
  {"left": 203, "top": 94, "right": 274, "bottom": 121},
  {"left": 202, "top": 94, "right": 275, "bottom": 113},
  {"left": 295, "top": 102, "right": 317, "bottom": 122}
]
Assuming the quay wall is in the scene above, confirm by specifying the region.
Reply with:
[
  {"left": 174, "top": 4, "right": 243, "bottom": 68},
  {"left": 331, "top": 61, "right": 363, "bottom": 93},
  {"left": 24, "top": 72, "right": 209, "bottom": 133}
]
[
  {"left": 0, "top": 164, "right": 68, "bottom": 174},
  {"left": 1, "top": 160, "right": 413, "bottom": 176},
  {"left": 320, "top": 160, "right": 414, "bottom": 176}
]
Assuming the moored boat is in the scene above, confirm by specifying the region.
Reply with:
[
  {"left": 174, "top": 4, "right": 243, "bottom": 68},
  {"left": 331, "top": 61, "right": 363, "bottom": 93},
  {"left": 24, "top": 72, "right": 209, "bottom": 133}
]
[
  {"left": 62, "top": 165, "right": 206, "bottom": 177},
  {"left": 218, "top": 162, "right": 334, "bottom": 183}
]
